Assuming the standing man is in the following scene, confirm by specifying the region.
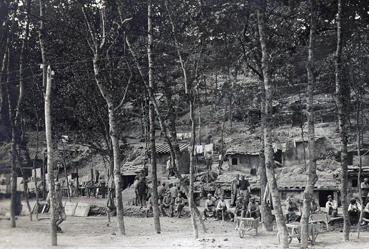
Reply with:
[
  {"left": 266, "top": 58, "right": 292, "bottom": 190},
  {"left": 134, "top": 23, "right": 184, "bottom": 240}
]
[
  {"left": 238, "top": 175, "right": 251, "bottom": 207},
  {"left": 47, "top": 182, "right": 66, "bottom": 233},
  {"left": 133, "top": 175, "right": 140, "bottom": 205},
  {"left": 166, "top": 157, "right": 173, "bottom": 179},
  {"left": 157, "top": 182, "right": 166, "bottom": 204},
  {"left": 231, "top": 174, "right": 240, "bottom": 206},
  {"left": 361, "top": 178, "right": 369, "bottom": 206},
  {"left": 137, "top": 177, "right": 148, "bottom": 207},
  {"left": 169, "top": 183, "right": 178, "bottom": 204}
]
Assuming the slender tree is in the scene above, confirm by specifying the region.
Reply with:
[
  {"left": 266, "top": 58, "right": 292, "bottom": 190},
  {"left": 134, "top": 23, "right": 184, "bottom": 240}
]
[
  {"left": 45, "top": 65, "right": 57, "bottom": 246},
  {"left": 82, "top": 1, "right": 131, "bottom": 235},
  {"left": 256, "top": 1, "right": 289, "bottom": 247},
  {"left": 300, "top": 0, "right": 318, "bottom": 247},
  {"left": 147, "top": 0, "right": 161, "bottom": 234},
  {"left": 335, "top": 0, "right": 350, "bottom": 241}
]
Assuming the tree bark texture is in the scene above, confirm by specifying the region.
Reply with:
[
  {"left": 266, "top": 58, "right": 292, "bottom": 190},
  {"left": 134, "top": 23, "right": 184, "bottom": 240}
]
[
  {"left": 335, "top": 0, "right": 350, "bottom": 241},
  {"left": 127, "top": 35, "right": 207, "bottom": 234},
  {"left": 92, "top": 54, "right": 126, "bottom": 235},
  {"left": 45, "top": 66, "right": 57, "bottom": 246},
  {"left": 300, "top": 1, "right": 318, "bottom": 247},
  {"left": 147, "top": 0, "right": 161, "bottom": 234},
  {"left": 259, "top": 92, "right": 274, "bottom": 232},
  {"left": 257, "top": 4, "right": 289, "bottom": 248}
]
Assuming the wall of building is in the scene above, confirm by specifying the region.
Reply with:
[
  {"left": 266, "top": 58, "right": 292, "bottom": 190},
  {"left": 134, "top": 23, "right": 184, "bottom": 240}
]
[
  {"left": 227, "top": 154, "right": 259, "bottom": 175},
  {"left": 283, "top": 138, "right": 330, "bottom": 167},
  {"left": 156, "top": 151, "right": 190, "bottom": 179}
]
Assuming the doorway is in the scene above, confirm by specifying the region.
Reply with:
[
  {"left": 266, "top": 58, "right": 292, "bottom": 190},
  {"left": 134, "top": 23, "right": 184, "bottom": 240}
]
[{"left": 318, "top": 190, "right": 334, "bottom": 207}]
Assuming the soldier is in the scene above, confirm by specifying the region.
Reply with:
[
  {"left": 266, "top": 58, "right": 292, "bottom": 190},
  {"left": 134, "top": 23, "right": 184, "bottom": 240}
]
[
  {"left": 160, "top": 191, "right": 173, "bottom": 217},
  {"left": 231, "top": 174, "right": 240, "bottom": 206}
]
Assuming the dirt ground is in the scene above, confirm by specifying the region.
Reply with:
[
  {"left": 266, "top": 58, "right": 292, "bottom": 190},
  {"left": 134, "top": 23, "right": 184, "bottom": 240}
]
[{"left": 1, "top": 214, "right": 369, "bottom": 249}]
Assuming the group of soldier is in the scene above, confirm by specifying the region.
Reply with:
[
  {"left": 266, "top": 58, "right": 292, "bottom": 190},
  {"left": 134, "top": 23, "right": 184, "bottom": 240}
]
[
  {"left": 145, "top": 182, "right": 186, "bottom": 218},
  {"left": 202, "top": 174, "right": 260, "bottom": 222}
]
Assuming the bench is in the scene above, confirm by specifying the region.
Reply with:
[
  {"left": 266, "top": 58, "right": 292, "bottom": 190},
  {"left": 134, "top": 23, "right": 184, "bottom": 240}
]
[{"left": 310, "top": 213, "right": 343, "bottom": 231}]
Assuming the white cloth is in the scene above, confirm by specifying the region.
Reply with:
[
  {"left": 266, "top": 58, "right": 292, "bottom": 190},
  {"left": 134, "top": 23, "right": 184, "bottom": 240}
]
[
  {"left": 216, "top": 199, "right": 230, "bottom": 210},
  {"left": 166, "top": 160, "right": 172, "bottom": 170},
  {"left": 325, "top": 200, "right": 337, "bottom": 212},
  {"left": 195, "top": 145, "right": 204, "bottom": 154},
  {"left": 204, "top": 144, "right": 213, "bottom": 154},
  {"left": 348, "top": 202, "right": 362, "bottom": 212}
]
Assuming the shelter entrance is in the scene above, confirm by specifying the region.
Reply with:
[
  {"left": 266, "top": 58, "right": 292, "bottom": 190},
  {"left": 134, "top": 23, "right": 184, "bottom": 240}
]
[
  {"left": 318, "top": 190, "right": 334, "bottom": 207},
  {"left": 122, "top": 175, "right": 136, "bottom": 190}
]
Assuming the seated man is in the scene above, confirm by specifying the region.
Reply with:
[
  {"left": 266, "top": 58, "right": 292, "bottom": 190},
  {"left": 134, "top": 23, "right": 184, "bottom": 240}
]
[
  {"left": 286, "top": 197, "right": 300, "bottom": 223},
  {"left": 174, "top": 193, "right": 185, "bottom": 218},
  {"left": 348, "top": 198, "right": 361, "bottom": 226},
  {"left": 203, "top": 193, "right": 216, "bottom": 219},
  {"left": 160, "top": 191, "right": 173, "bottom": 217},
  {"left": 233, "top": 196, "right": 245, "bottom": 222},
  {"left": 247, "top": 198, "right": 260, "bottom": 219},
  {"left": 215, "top": 196, "right": 230, "bottom": 220},
  {"left": 325, "top": 195, "right": 338, "bottom": 217}
]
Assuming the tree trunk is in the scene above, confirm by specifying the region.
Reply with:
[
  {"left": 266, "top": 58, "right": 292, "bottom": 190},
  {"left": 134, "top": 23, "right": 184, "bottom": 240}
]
[
  {"left": 45, "top": 65, "right": 57, "bottom": 246},
  {"left": 147, "top": 0, "right": 161, "bottom": 234},
  {"left": 108, "top": 105, "right": 125, "bottom": 235},
  {"left": 92, "top": 51, "right": 125, "bottom": 235},
  {"left": 197, "top": 83, "right": 202, "bottom": 145},
  {"left": 257, "top": 4, "right": 289, "bottom": 248},
  {"left": 61, "top": 143, "right": 71, "bottom": 202},
  {"left": 356, "top": 96, "right": 363, "bottom": 238},
  {"left": 335, "top": 0, "right": 350, "bottom": 241},
  {"left": 0, "top": 24, "right": 10, "bottom": 140},
  {"left": 127, "top": 35, "right": 206, "bottom": 234},
  {"left": 189, "top": 88, "right": 199, "bottom": 238},
  {"left": 300, "top": 1, "right": 318, "bottom": 247},
  {"left": 39, "top": 0, "right": 47, "bottom": 88},
  {"left": 259, "top": 90, "right": 273, "bottom": 232},
  {"left": 33, "top": 118, "right": 40, "bottom": 221}
]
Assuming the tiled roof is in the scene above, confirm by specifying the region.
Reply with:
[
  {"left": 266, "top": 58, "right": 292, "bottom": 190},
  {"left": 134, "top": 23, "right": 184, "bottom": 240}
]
[{"left": 155, "top": 143, "right": 189, "bottom": 154}]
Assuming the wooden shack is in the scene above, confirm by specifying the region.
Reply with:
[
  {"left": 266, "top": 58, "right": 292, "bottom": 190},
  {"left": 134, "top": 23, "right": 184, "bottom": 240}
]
[
  {"left": 224, "top": 142, "right": 261, "bottom": 176},
  {"left": 154, "top": 142, "right": 190, "bottom": 178}
]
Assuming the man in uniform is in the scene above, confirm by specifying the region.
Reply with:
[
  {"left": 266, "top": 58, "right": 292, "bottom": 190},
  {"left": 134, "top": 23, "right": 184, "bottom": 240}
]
[
  {"left": 47, "top": 182, "right": 66, "bottom": 233},
  {"left": 160, "top": 191, "right": 173, "bottom": 217},
  {"left": 231, "top": 174, "right": 240, "bottom": 206}
]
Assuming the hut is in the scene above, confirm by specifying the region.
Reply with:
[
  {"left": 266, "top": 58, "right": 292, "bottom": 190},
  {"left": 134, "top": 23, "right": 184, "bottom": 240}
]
[
  {"left": 224, "top": 140, "right": 262, "bottom": 176},
  {"left": 154, "top": 142, "right": 190, "bottom": 178}
]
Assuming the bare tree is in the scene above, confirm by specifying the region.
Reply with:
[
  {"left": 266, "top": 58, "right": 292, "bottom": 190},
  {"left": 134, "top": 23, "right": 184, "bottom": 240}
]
[
  {"left": 256, "top": 1, "right": 289, "bottom": 247},
  {"left": 300, "top": 0, "right": 318, "bottom": 247},
  {"left": 81, "top": 1, "right": 131, "bottom": 235},
  {"left": 45, "top": 65, "right": 57, "bottom": 246},
  {"left": 335, "top": 0, "right": 350, "bottom": 241},
  {"left": 147, "top": 0, "right": 161, "bottom": 234}
]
